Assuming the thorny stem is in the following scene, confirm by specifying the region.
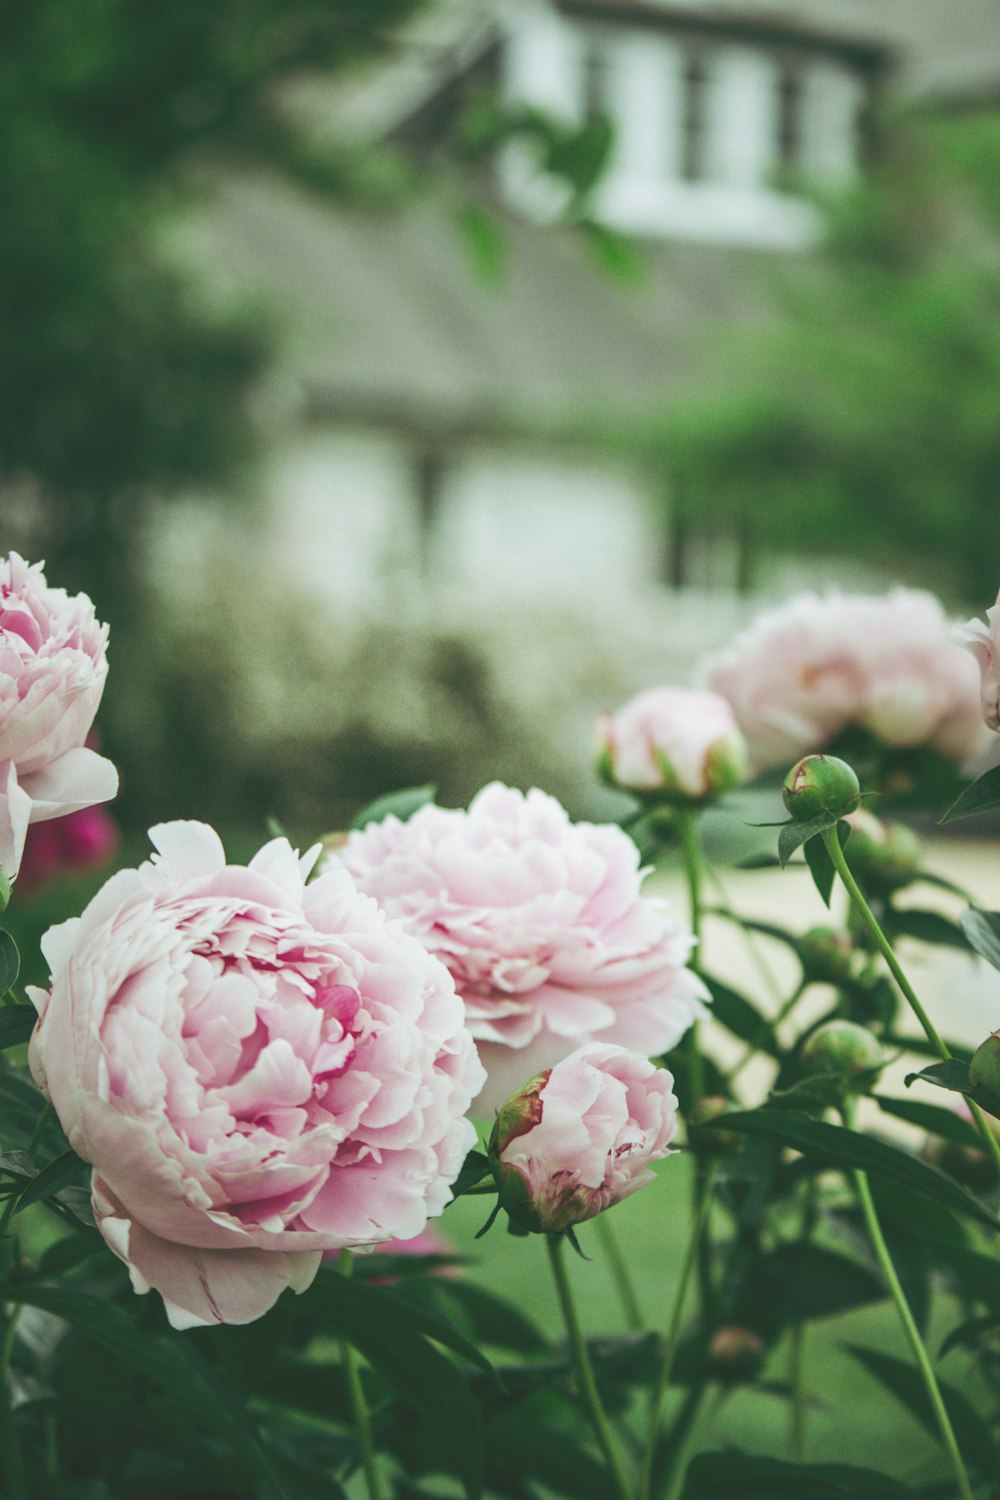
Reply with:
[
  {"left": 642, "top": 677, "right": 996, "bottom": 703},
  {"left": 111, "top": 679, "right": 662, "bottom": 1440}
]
[
  {"left": 821, "top": 827, "right": 1000, "bottom": 1177},
  {"left": 547, "top": 1232, "right": 633, "bottom": 1500}
]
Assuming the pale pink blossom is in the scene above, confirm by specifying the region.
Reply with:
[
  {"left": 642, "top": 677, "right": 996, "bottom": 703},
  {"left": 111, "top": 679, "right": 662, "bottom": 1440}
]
[
  {"left": 705, "top": 587, "right": 985, "bottom": 773},
  {"left": 491, "top": 1043, "right": 678, "bottom": 1232},
  {"left": 28, "top": 822, "right": 484, "bottom": 1329},
  {"left": 955, "top": 589, "right": 1000, "bottom": 731},
  {"left": 333, "top": 783, "right": 707, "bottom": 1112},
  {"left": 0, "top": 553, "right": 117, "bottom": 878},
  {"left": 596, "top": 687, "right": 747, "bottom": 799}
]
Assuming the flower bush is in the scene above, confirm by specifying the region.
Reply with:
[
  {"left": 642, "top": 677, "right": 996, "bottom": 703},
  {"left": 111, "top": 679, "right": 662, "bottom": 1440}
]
[{"left": 3, "top": 558, "right": 1000, "bottom": 1500}]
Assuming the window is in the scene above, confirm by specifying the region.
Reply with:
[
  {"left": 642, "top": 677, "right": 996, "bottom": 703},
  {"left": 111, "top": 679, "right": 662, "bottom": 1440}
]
[
  {"left": 680, "top": 52, "right": 710, "bottom": 182},
  {"left": 776, "top": 63, "right": 804, "bottom": 180}
]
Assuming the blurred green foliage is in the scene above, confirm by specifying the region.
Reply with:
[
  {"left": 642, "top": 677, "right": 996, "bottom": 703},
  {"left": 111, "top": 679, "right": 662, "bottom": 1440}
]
[
  {"left": 645, "top": 110, "right": 1000, "bottom": 605},
  {"left": 0, "top": 0, "right": 423, "bottom": 605}
]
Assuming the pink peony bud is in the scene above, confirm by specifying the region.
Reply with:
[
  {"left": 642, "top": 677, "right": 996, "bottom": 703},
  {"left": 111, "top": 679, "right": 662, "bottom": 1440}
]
[
  {"left": 954, "top": 588, "right": 1000, "bottom": 731},
  {"left": 0, "top": 554, "right": 118, "bottom": 880},
  {"left": 595, "top": 688, "right": 747, "bottom": 801},
  {"left": 488, "top": 1043, "right": 678, "bottom": 1234},
  {"left": 708, "top": 1326, "right": 766, "bottom": 1380}
]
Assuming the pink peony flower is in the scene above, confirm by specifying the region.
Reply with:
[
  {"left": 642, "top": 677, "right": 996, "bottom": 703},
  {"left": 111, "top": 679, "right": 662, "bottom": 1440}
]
[
  {"left": 332, "top": 783, "right": 708, "bottom": 1113},
  {"left": 17, "top": 804, "right": 119, "bottom": 895},
  {"left": 490, "top": 1043, "right": 678, "bottom": 1232},
  {"left": 0, "top": 553, "right": 117, "bottom": 879},
  {"left": 28, "top": 821, "right": 484, "bottom": 1329},
  {"left": 596, "top": 687, "right": 747, "bottom": 799},
  {"left": 954, "top": 589, "right": 1000, "bottom": 731},
  {"left": 704, "top": 588, "right": 985, "bottom": 773}
]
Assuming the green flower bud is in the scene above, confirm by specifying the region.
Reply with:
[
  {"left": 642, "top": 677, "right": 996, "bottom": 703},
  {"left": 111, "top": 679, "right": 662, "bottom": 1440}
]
[
  {"left": 708, "top": 1326, "right": 765, "bottom": 1381},
  {"left": 782, "top": 755, "right": 861, "bottom": 822},
  {"left": 843, "top": 810, "right": 922, "bottom": 889},
  {"left": 799, "top": 1020, "right": 885, "bottom": 1085},
  {"left": 797, "top": 925, "right": 853, "bottom": 985},
  {"left": 969, "top": 1032, "right": 1000, "bottom": 1115}
]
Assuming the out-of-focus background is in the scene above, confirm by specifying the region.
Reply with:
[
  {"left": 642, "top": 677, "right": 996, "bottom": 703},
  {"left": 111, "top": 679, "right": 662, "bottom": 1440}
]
[{"left": 3, "top": 0, "right": 999, "bottom": 841}]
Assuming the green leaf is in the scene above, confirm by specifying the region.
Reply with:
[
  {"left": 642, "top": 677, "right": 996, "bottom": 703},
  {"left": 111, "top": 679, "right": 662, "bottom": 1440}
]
[
  {"left": 402, "top": 1279, "right": 549, "bottom": 1354},
  {"left": 295, "top": 1270, "right": 486, "bottom": 1499},
  {"left": 905, "top": 1057, "right": 1000, "bottom": 1122},
  {"left": 6, "top": 1285, "right": 286, "bottom": 1497},
  {"left": 720, "top": 1108, "right": 1000, "bottom": 1229},
  {"left": 874, "top": 1093, "right": 983, "bottom": 1147},
  {"left": 0, "top": 1004, "right": 35, "bottom": 1051},
  {"left": 0, "top": 931, "right": 20, "bottom": 996},
  {"left": 940, "top": 1314, "right": 1000, "bottom": 1358},
  {"left": 16, "top": 1148, "right": 85, "bottom": 1210},
  {"left": 777, "top": 811, "right": 839, "bottom": 868},
  {"left": 804, "top": 821, "right": 850, "bottom": 907},
  {"left": 961, "top": 908, "right": 1000, "bottom": 970},
  {"left": 702, "top": 974, "right": 780, "bottom": 1058},
  {"left": 888, "top": 909, "right": 968, "bottom": 949},
  {"left": 680, "top": 1451, "right": 917, "bottom": 1498},
  {"left": 351, "top": 785, "right": 436, "bottom": 831},
  {"left": 737, "top": 1244, "right": 885, "bottom": 1335},
  {"left": 941, "top": 762, "right": 1000, "bottom": 823},
  {"left": 449, "top": 1148, "right": 493, "bottom": 1200},
  {"left": 844, "top": 1344, "right": 998, "bottom": 1477},
  {"left": 486, "top": 1395, "right": 610, "bottom": 1500}
]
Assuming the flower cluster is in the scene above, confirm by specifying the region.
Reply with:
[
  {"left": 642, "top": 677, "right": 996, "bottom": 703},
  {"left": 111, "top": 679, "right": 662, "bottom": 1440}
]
[{"left": 331, "top": 782, "right": 708, "bottom": 1112}]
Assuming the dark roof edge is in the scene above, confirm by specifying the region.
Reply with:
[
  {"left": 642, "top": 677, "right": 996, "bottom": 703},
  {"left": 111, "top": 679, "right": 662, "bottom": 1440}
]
[{"left": 558, "top": 0, "right": 892, "bottom": 71}]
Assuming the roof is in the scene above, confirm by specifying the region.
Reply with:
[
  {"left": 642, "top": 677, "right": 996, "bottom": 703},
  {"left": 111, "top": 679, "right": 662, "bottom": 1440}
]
[{"left": 203, "top": 170, "right": 792, "bottom": 440}]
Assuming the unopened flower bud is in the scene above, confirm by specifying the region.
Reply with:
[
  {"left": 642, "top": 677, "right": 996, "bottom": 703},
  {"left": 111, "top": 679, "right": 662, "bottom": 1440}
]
[
  {"left": 489, "top": 1045, "right": 679, "bottom": 1234},
  {"left": 595, "top": 688, "right": 748, "bottom": 802},
  {"left": 799, "top": 1020, "right": 885, "bottom": 1085},
  {"left": 969, "top": 1032, "right": 1000, "bottom": 1114},
  {"left": 797, "top": 925, "right": 853, "bottom": 985},
  {"left": 687, "top": 1095, "right": 740, "bottom": 1154},
  {"left": 708, "top": 1326, "right": 765, "bottom": 1381},
  {"left": 782, "top": 755, "right": 861, "bottom": 822},
  {"left": 843, "top": 810, "right": 921, "bottom": 889}
]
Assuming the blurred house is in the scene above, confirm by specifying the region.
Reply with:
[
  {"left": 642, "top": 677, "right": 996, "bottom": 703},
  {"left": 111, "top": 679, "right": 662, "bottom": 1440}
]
[{"left": 155, "top": 0, "right": 1000, "bottom": 817}]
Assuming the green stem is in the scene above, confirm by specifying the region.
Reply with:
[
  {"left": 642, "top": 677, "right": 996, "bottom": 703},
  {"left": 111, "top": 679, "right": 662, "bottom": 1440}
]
[
  {"left": 547, "top": 1233, "right": 633, "bottom": 1500},
  {"left": 678, "top": 808, "right": 705, "bottom": 1107},
  {"left": 27, "top": 1103, "right": 52, "bottom": 1165},
  {"left": 640, "top": 1162, "right": 717, "bottom": 1500},
  {"left": 0, "top": 1308, "right": 26, "bottom": 1500},
  {"left": 842, "top": 1100, "right": 974, "bottom": 1500},
  {"left": 821, "top": 828, "right": 1000, "bottom": 1177},
  {"left": 789, "top": 1324, "right": 806, "bottom": 1462},
  {"left": 727, "top": 979, "right": 807, "bottom": 1086},
  {"left": 337, "top": 1252, "right": 382, "bottom": 1500},
  {"left": 595, "top": 1215, "right": 643, "bottom": 1332},
  {"left": 704, "top": 866, "right": 786, "bottom": 1006}
]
